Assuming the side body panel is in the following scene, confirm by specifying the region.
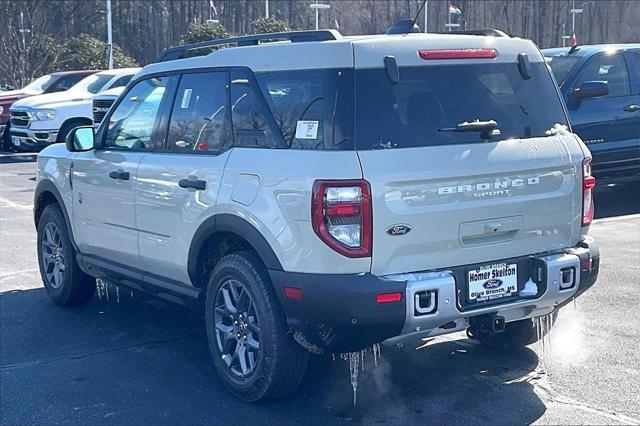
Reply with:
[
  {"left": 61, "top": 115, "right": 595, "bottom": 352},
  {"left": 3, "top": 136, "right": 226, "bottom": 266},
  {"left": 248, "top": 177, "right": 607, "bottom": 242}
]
[
  {"left": 70, "top": 150, "right": 145, "bottom": 268},
  {"left": 562, "top": 50, "right": 640, "bottom": 179},
  {"left": 218, "top": 148, "right": 369, "bottom": 274},
  {"left": 135, "top": 151, "right": 231, "bottom": 284}
]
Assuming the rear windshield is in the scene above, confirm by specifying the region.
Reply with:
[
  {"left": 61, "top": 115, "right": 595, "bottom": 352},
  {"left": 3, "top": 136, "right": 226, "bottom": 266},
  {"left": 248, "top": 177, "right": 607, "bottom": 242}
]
[
  {"left": 354, "top": 62, "right": 568, "bottom": 150},
  {"left": 545, "top": 55, "right": 582, "bottom": 85}
]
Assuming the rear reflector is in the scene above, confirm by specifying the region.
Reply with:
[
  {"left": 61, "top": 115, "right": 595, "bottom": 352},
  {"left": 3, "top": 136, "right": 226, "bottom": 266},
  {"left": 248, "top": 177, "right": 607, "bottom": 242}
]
[
  {"left": 418, "top": 48, "right": 497, "bottom": 60},
  {"left": 284, "top": 287, "right": 302, "bottom": 300},
  {"left": 376, "top": 292, "right": 402, "bottom": 303}
]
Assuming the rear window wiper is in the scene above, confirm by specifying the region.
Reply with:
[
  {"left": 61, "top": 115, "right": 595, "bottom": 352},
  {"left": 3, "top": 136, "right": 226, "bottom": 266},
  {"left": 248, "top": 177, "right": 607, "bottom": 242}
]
[{"left": 440, "top": 119, "right": 501, "bottom": 140}]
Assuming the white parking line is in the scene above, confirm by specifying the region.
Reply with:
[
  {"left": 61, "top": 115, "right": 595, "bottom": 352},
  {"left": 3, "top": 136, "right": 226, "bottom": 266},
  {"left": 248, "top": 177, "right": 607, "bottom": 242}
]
[{"left": 0, "top": 195, "right": 32, "bottom": 211}]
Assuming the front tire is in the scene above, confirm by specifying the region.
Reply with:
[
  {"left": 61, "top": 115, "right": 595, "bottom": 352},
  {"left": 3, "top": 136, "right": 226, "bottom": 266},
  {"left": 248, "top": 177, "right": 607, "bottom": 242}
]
[
  {"left": 204, "top": 251, "right": 308, "bottom": 401},
  {"left": 37, "top": 204, "right": 96, "bottom": 305}
]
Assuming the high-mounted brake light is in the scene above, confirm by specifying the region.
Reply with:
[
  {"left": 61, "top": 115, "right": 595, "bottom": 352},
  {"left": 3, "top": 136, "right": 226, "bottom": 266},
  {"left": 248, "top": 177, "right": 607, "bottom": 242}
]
[
  {"left": 418, "top": 48, "right": 497, "bottom": 60},
  {"left": 582, "top": 157, "right": 596, "bottom": 226},
  {"left": 312, "top": 180, "right": 372, "bottom": 258}
]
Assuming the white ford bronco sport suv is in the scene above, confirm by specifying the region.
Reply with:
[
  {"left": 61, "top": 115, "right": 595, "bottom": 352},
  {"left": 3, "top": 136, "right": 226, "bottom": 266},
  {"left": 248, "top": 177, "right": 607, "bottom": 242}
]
[{"left": 34, "top": 25, "right": 600, "bottom": 401}]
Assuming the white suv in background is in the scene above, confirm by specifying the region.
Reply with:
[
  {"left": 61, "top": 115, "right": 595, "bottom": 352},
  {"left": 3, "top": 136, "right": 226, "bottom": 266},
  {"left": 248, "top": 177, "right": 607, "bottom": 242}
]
[
  {"left": 33, "top": 27, "right": 600, "bottom": 402},
  {"left": 9, "top": 68, "right": 139, "bottom": 151}
]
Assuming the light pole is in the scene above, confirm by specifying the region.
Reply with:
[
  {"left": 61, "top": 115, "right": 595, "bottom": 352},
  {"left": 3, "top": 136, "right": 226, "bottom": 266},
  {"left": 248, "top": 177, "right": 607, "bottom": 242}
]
[
  {"left": 570, "top": 0, "right": 583, "bottom": 39},
  {"left": 106, "top": 0, "right": 113, "bottom": 69},
  {"left": 310, "top": 3, "right": 330, "bottom": 31},
  {"left": 423, "top": 0, "right": 428, "bottom": 33},
  {"left": 265, "top": 0, "right": 269, "bottom": 19}
]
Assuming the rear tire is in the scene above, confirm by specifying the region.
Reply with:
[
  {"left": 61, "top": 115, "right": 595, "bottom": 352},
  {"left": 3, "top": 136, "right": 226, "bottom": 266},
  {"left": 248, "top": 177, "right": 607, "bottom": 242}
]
[
  {"left": 204, "top": 251, "right": 308, "bottom": 401},
  {"left": 37, "top": 204, "right": 96, "bottom": 305},
  {"left": 476, "top": 314, "right": 557, "bottom": 349}
]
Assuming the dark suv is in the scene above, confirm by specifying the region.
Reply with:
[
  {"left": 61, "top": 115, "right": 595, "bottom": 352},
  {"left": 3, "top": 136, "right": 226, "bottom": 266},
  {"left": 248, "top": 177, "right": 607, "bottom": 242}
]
[
  {"left": 1, "top": 70, "right": 97, "bottom": 151},
  {"left": 543, "top": 44, "right": 640, "bottom": 182}
]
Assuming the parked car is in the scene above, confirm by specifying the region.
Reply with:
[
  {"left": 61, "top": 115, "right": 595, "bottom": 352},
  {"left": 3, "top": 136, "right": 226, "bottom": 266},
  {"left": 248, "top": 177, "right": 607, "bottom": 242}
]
[
  {"left": 34, "top": 27, "right": 599, "bottom": 401},
  {"left": 543, "top": 44, "right": 640, "bottom": 182},
  {"left": 9, "top": 68, "right": 139, "bottom": 152},
  {"left": 91, "top": 86, "right": 125, "bottom": 127},
  {"left": 1, "top": 70, "right": 97, "bottom": 151}
]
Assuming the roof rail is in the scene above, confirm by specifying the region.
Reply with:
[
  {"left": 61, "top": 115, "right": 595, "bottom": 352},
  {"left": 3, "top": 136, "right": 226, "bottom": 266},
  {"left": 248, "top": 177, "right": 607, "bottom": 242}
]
[
  {"left": 434, "top": 29, "right": 510, "bottom": 37},
  {"left": 157, "top": 29, "right": 342, "bottom": 63}
]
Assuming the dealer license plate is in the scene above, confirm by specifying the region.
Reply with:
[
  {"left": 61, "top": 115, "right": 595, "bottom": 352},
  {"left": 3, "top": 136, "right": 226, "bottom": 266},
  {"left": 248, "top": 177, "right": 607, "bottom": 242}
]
[
  {"left": 468, "top": 262, "right": 518, "bottom": 302},
  {"left": 12, "top": 136, "right": 20, "bottom": 147}
]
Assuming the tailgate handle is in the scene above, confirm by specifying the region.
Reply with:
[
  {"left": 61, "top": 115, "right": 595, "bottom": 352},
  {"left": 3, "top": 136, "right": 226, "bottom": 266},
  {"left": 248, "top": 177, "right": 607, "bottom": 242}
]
[
  {"left": 484, "top": 223, "right": 502, "bottom": 233},
  {"left": 460, "top": 216, "right": 523, "bottom": 246}
]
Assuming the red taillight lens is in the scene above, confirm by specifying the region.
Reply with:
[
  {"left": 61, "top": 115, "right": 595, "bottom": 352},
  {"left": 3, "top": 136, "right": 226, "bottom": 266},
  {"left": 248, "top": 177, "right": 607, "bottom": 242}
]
[
  {"left": 376, "top": 292, "right": 402, "bottom": 303},
  {"left": 311, "top": 180, "right": 372, "bottom": 258},
  {"left": 418, "top": 48, "right": 497, "bottom": 60},
  {"left": 582, "top": 157, "right": 595, "bottom": 226}
]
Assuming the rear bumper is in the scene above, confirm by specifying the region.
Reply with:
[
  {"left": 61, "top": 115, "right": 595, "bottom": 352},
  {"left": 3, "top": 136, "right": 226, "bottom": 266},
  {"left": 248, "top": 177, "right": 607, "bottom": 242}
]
[{"left": 269, "top": 236, "right": 599, "bottom": 353}]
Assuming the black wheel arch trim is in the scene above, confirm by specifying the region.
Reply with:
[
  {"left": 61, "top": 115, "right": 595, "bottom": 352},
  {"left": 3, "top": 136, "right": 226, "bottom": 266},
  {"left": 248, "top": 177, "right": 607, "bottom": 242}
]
[
  {"left": 187, "top": 213, "right": 284, "bottom": 287},
  {"left": 34, "top": 179, "right": 78, "bottom": 250}
]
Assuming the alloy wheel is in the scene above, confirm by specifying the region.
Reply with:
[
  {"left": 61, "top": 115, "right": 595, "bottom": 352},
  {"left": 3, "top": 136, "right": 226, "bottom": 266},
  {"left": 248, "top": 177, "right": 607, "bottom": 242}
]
[
  {"left": 213, "top": 279, "right": 261, "bottom": 379},
  {"left": 41, "top": 222, "right": 65, "bottom": 289}
]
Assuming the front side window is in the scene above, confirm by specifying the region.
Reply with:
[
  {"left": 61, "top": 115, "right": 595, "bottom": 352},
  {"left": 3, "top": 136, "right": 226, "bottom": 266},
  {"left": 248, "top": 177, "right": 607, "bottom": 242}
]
[
  {"left": 166, "top": 72, "right": 229, "bottom": 153},
  {"left": 574, "top": 53, "right": 631, "bottom": 98},
  {"left": 104, "top": 76, "right": 174, "bottom": 150},
  {"left": 355, "top": 62, "right": 568, "bottom": 150}
]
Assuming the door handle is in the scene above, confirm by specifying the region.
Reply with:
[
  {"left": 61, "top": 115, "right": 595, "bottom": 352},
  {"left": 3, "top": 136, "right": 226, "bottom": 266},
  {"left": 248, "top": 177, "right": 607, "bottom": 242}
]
[
  {"left": 623, "top": 104, "right": 640, "bottom": 112},
  {"left": 109, "top": 170, "right": 130, "bottom": 180},
  {"left": 178, "top": 178, "right": 206, "bottom": 190}
]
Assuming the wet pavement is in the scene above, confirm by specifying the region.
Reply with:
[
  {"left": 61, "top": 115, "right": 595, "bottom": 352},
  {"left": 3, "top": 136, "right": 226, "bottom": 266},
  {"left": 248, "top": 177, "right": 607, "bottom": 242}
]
[{"left": 1, "top": 154, "right": 639, "bottom": 425}]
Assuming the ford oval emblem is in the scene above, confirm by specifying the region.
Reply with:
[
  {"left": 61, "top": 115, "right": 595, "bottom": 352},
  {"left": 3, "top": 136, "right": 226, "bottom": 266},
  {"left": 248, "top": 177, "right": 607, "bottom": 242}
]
[
  {"left": 483, "top": 279, "right": 503, "bottom": 289},
  {"left": 386, "top": 224, "right": 412, "bottom": 236}
]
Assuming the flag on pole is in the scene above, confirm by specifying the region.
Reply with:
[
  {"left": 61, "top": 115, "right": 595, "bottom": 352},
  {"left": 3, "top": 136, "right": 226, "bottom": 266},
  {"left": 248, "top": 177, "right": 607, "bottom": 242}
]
[
  {"left": 448, "top": 3, "right": 462, "bottom": 15},
  {"left": 209, "top": 0, "right": 218, "bottom": 16},
  {"left": 571, "top": 33, "right": 577, "bottom": 46}
]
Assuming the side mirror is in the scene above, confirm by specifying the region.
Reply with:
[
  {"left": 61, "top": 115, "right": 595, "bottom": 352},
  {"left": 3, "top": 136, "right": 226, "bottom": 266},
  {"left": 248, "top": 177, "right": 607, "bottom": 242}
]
[
  {"left": 65, "top": 126, "right": 95, "bottom": 152},
  {"left": 570, "top": 81, "right": 609, "bottom": 102}
]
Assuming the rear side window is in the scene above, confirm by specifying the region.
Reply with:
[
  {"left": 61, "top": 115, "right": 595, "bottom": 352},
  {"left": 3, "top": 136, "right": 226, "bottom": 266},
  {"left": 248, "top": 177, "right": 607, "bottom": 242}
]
[
  {"left": 354, "top": 62, "right": 568, "bottom": 150},
  {"left": 255, "top": 69, "right": 354, "bottom": 150},
  {"left": 166, "top": 71, "right": 230, "bottom": 153},
  {"left": 230, "top": 69, "right": 282, "bottom": 149}
]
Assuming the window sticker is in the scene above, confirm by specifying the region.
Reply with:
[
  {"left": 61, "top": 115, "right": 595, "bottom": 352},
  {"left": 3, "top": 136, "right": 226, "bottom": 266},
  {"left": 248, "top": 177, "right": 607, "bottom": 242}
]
[
  {"left": 180, "top": 88, "right": 193, "bottom": 109},
  {"left": 295, "top": 120, "right": 319, "bottom": 139}
]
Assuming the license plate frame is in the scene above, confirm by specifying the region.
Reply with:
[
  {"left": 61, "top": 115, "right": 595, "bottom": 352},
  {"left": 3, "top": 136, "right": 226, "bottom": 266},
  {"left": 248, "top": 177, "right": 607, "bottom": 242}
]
[
  {"left": 467, "top": 262, "right": 518, "bottom": 303},
  {"left": 12, "top": 136, "right": 20, "bottom": 147}
]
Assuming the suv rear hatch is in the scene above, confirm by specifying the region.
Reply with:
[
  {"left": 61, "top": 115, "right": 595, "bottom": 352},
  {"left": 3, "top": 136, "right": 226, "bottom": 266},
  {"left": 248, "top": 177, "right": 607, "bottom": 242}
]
[{"left": 353, "top": 35, "right": 585, "bottom": 276}]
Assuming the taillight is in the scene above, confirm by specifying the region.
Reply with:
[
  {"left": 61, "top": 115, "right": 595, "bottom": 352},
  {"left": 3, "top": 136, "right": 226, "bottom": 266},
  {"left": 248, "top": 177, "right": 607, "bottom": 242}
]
[
  {"left": 582, "top": 157, "right": 596, "bottom": 226},
  {"left": 312, "top": 180, "right": 372, "bottom": 258},
  {"left": 418, "top": 48, "right": 497, "bottom": 60}
]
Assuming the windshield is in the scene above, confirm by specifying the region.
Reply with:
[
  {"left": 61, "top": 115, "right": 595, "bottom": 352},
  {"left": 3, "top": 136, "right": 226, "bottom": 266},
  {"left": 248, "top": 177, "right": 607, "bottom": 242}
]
[
  {"left": 71, "top": 74, "right": 115, "bottom": 94},
  {"left": 545, "top": 55, "right": 582, "bottom": 86},
  {"left": 355, "top": 62, "right": 568, "bottom": 150},
  {"left": 23, "top": 74, "right": 55, "bottom": 94}
]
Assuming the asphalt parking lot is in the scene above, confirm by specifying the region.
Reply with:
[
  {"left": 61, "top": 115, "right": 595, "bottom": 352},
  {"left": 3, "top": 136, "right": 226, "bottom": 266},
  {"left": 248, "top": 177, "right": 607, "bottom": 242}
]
[{"left": 1, "top": 153, "right": 639, "bottom": 425}]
